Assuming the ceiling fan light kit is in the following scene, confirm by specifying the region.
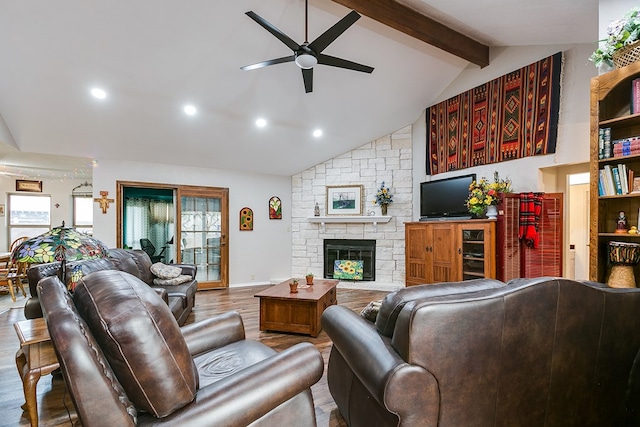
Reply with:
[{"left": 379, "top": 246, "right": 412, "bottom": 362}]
[
  {"left": 295, "top": 52, "right": 317, "bottom": 69},
  {"left": 241, "top": 0, "right": 373, "bottom": 93}
]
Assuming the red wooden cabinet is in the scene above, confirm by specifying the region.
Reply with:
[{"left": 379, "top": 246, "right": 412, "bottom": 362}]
[{"left": 496, "top": 193, "right": 563, "bottom": 282}]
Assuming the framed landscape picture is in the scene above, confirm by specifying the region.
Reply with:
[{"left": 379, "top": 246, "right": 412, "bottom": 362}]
[{"left": 326, "top": 185, "right": 363, "bottom": 215}]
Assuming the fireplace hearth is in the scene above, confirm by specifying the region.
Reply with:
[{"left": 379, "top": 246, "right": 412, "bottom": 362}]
[{"left": 324, "top": 239, "right": 376, "bottom": 281}]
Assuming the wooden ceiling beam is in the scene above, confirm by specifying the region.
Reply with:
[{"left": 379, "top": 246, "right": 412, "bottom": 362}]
[{"left": 331, "top": 0, "right": 489, "bottom": 68}]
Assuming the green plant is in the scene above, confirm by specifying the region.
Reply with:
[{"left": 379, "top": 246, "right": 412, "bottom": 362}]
[
  {"left": 306, "top": 273, "right": 313, "bottom": 277},
  {"left": 590, "top": 7, "right": 640, "bottom": 67},
  {"left": 465, "top": 171, "right": 512, "bottom": 216},
  {"left": 373, "top": 182, "right": 393, "bottom": 206}
]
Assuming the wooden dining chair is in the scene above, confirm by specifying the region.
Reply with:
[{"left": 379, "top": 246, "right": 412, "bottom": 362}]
[
  {"left": 0, "top": 236, "right": 29, "bottom": 301},
  {"left": 2, "top": 260, "right": 28, "bottom": 302}
]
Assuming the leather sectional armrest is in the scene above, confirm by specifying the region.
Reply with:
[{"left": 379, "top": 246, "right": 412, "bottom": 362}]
[
  {"left": 153, "top": 287, "right": 169, "bottom": 304},
  {"left": 321, "top": 305, "right": 408, "bottom": 405},
  {"left": 181, "top": 310, "right": 245, "bottom": 356}
]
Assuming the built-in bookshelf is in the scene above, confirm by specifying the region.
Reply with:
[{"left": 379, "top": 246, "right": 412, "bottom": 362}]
[{"left": 590, "top": 62, "right": 640, "bottom": 283}]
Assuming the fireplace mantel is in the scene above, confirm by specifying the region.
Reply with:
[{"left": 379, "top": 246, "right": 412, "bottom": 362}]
[{"left": 308, "top": 215, "right": 391, "bottom": 232}]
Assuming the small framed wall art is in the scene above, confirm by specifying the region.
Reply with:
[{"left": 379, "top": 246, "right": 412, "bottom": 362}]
[
  {"left": 326, "top": 184, "right": 363, "bottom": 215},
  {"left": 269, "top": 196, "right": 282, "bottom": 219},
  {"left": 16, "top": 180, "right": 42, "bottom": 193},
  {"left": 240, "top": 207, "right": 253, "bottom": 231}
]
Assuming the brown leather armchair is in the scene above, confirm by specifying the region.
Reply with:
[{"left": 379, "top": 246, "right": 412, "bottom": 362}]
[
  {"left": 38, "top": 270, "right": 324, "bottom": 426},
  {"left": 322, "top": 277, "right": 640, "bottom": 426}
]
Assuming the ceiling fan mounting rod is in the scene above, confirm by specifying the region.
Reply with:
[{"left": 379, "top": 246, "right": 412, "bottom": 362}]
[{"left": 304, "top": 0, "right": 309, "bottom": 43}]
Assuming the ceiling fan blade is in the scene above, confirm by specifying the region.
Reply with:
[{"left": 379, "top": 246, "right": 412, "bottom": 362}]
[
  {"left": 302, "top": 68, "right": 313, "bottom": 93},
  {"left": 241, "top": 55, "right": 295, "bottom": 71},
  {"left": 308, "top": 10, "right": 360, "bottom": 53},
  {"left": 245, "top": 11, "right": 301, "bottom": 52},
  {"left": 317, "top": 54, "right": 374, "bottom": 73}
]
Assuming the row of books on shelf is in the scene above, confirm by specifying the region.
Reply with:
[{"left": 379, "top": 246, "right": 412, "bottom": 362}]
[
  {"left": 599, "top": 164, "right": 640, "bottom": 196},
  {"left": 598, "top": 128, "right": 640, "bottom": 159}
]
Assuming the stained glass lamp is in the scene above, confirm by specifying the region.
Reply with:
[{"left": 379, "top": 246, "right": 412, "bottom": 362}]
[{"left": 12, "top": 222, "right": 109, "bottom": 284}]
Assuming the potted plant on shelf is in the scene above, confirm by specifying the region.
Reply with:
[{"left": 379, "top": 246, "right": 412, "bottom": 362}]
[
  {"left": 289, "top": 279, "right": 299, "bottom": 293},
  {"left": 590, "top": 7, "right": 640, "bottom": 69},
  {"left": 466, "top": 171, "right": 512, "bottom": 219},
  {"left": 373, "top": 181, "right": 393, "bottom": 215},
  {"left": 306, "top": 273, "right": 314, "bottom": 285}
]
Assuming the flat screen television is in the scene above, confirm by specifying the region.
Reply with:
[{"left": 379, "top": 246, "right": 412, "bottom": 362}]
[{"left": 420, "top": 174, "right": 476, "bottom": 220}]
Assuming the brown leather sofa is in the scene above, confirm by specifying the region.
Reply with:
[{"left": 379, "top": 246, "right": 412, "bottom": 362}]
[
  {"left": 321, "top": 277, "right": 640, "bottom": 426},
  {"left": 38, "top": 269, "right": 324, "bottom": 426},
  {"left": 24, "top": 248, "right": 197, "bottom": 325}
]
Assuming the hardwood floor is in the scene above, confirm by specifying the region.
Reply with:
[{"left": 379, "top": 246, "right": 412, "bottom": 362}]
[{"left": 0, "top": 285, "right": 390, "bottom": 427}]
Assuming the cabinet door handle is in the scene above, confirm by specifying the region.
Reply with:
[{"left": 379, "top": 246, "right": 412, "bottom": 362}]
[{"left": 458, "top": 248, "right": 462, "bottom": 254}]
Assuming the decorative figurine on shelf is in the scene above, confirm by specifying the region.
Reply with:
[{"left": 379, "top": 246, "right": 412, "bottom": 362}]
[
  {"left": 314, "top": 202, "right": 320, "bottom": 216},
  {"left": 616, "top": 211, "right": 628, "bottom": 234}
]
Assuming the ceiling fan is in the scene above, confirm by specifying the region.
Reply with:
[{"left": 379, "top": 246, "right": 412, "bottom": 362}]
[{"left": 241, "top": 0, "right": 374, "bottom": 93}]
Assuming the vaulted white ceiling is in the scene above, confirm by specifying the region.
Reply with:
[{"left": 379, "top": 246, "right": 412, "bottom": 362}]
[{"left": 0, "top": 0, "right": 598, "bottom": 179}]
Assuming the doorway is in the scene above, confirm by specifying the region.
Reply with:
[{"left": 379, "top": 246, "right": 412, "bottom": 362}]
[
  {"left": 117, "top": 181, "right": 229, "bottom": 289},
  {"left": 568, "top": 173, "right": 590, "bottom": 280}
]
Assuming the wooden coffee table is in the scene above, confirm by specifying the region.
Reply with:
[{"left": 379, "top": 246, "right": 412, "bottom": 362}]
[{"left": 254, "top": 278, "right": 338, "bottom": 337}]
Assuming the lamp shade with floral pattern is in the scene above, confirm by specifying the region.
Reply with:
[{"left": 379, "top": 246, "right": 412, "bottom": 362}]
[{"left": 12, "top": 225, "right": 109, "bottom": 264}]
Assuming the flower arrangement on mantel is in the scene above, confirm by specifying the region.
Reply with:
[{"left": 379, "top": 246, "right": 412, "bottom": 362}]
[
  {"left": 465, "top": 171, "right": 512, "bottom": 216},
  {"left": 373, "top": 182, "right": 393, "bottom": 215},
  {"left": 590, "top": 7, "right": 640, "bottom": 68}
]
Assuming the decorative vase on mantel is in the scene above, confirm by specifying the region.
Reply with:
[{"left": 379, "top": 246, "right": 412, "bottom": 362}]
[
  {"left": 486, "top": 205, "right": 498, "bottom": 219},
  {"left": 381, "top": 204, "right": 388, "bottom": 216}
]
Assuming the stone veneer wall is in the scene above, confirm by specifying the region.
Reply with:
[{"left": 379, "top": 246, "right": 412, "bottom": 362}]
[{"left": 291, "top": 125, "right": 413, "bottom": 285}]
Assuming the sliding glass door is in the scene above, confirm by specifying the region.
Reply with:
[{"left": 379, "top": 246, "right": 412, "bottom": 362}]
[
  {"left": 179, "top": 187, "right": 228, "bottom": 289},
  {"left": 117, "top": 182, "right": 229, "bottom": 289}
]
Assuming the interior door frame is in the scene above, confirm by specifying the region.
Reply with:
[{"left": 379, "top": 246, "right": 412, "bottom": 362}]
[{"left": 116, "top": 181, "right": 229, "bottom": 288}]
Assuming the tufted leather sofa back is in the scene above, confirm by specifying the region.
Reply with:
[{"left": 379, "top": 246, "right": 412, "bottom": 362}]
[{"left": 37, "top": 274, "right": 138, "bottom": 426}]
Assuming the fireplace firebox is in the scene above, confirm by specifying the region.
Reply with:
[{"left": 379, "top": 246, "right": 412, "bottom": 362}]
[{"left": 324, "top": 239, "right": 376, "bottom": 281}]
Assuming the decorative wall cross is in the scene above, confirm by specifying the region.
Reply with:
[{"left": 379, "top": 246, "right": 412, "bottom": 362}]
[{"left": 95, "top": 191, "right": 114, "bottom": 214}]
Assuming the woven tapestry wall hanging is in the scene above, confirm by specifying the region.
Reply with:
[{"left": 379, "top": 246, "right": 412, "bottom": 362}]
[{"left": 426, "top": 52, "right": 562, "bottom": 175}]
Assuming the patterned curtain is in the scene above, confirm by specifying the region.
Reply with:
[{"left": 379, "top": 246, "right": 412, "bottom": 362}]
[{"left": 124, "top": 198, "right": 173, "bottom": 252}]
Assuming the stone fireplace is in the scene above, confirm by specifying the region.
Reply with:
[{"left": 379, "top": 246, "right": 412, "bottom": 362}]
[{"left": 324, "top": 239, "right": 376, "bottom": 281}]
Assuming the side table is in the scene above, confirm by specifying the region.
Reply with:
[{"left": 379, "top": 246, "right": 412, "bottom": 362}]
[{"left": 14, "top": 318, "right": 60, "bottom": 427}]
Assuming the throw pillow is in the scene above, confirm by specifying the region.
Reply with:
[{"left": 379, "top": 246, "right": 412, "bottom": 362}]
[
  {"left": 150, "top": 262, "right": 182, "bottom": 279},
  {"left": 153, "top": 275, "right": 193, "bottom": 286},
  {"left": 360, "top": 300, "right": 382, "bottom": 323}
]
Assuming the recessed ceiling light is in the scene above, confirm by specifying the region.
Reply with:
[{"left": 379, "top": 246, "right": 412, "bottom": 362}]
[
  {"left": 256, "top": 118, "right": 267, "bottom": 128},
  {"left": 313, "top": 129, "right": 323, "bottom": 138},
  {"left": 184, "top": 105, "right": 197, "bottom": 116},
  {"left": 90, "top": 88, "right": 106, "bottom": 99}
]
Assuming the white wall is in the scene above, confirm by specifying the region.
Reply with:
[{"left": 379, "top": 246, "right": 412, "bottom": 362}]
[
  {"left": 412, "top": 43, "right": 596, "bottom": 219},
  {"left": 92, "top": 159, "right": 292, "bottom": 287}
]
